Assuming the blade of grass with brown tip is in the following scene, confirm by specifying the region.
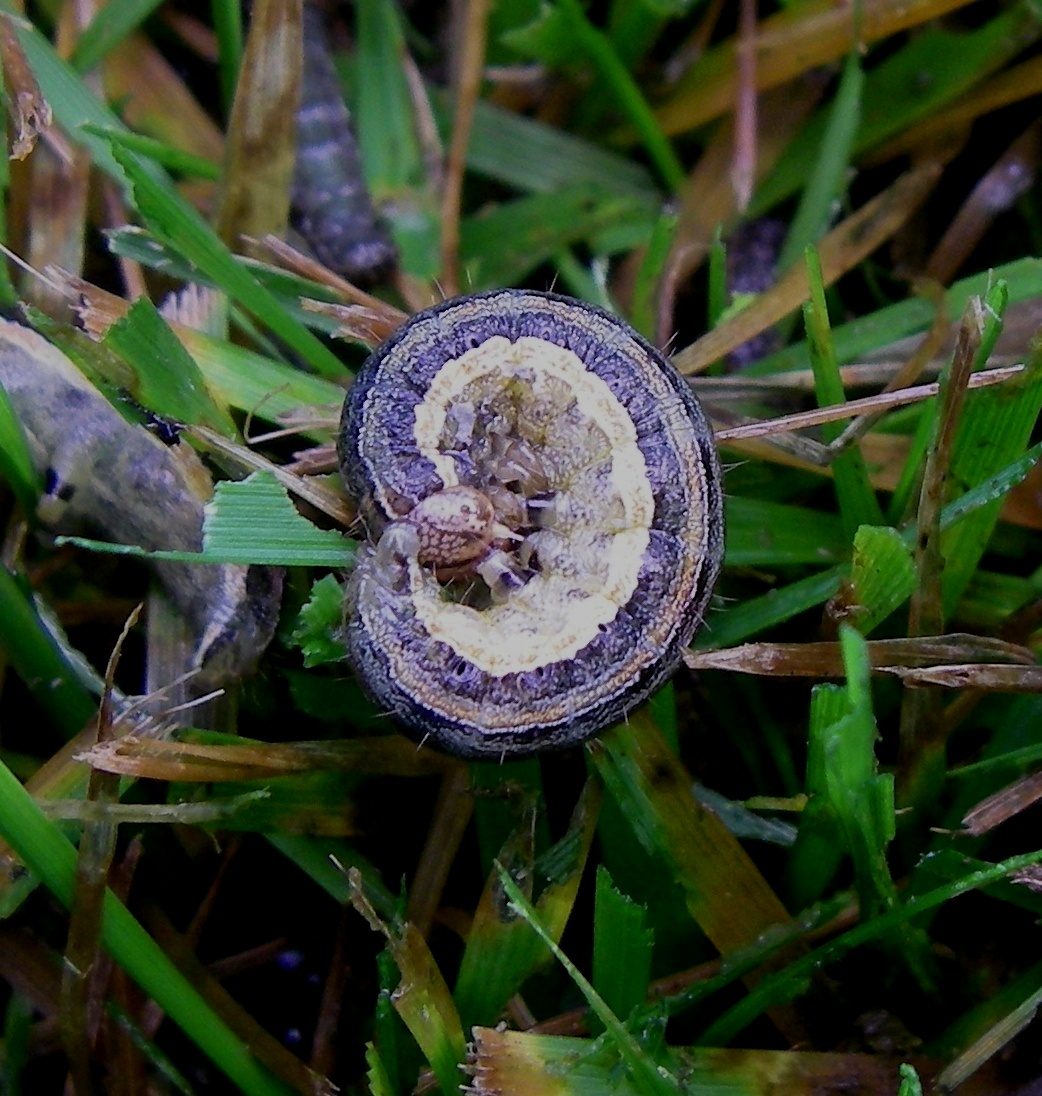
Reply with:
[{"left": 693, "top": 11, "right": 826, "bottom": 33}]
[
  {"left": 471, "top": 1029, "right": 975, "bottom": 1096},
  {"left": 496, "top": 863, "right": 683, "bottom": 1096}
]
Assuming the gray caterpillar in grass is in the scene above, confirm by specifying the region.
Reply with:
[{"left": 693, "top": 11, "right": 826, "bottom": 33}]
[
  {"left": 338, "top": 290, "right": 724, "bottom": 760},
  {"left": 291, "top": 2, "right": 396, "bottom": 283}
]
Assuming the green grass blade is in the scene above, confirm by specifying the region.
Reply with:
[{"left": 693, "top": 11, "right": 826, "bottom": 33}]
[
  {"left": 777, "top": 48, "right": 863, "bottom": 272},
  {"left": 698, "top": 847, "right": 1042, "bottom": 1046},
  {"left": 211, "top": 0, "right": 244, "bottom": 117},
  {"left": 557, "top": 0, "right": 682, "bottom": 191},
  {"left": 593, "top": 865, "right": 654, "bottom": 1028},
  {"left": 630, "top": 210, "right": 677, "bottom": 340},
  {"left": 455, "top": 781, "right": 600, "bottom": 1031},
  {"left": 847, "top": 525, "right": 916, "bottom": 635},
  {"left": 0, "top": 759, "right": 293, "bottom": 1095},
  {"left": 107, "top": 144, "right": 348, "bottom": 379},
  {"left": 451, "top": 94, "right": 658, "bottom": 201},
  {"left": 940, "top": 293, "right": 1042, "bottom": 612},
  {"left": 460, "top": 184, "right": 650, "bottom": 290},
  {"left": 178, "top": 328, "right": 346, "bottom": 424},
  {"left": 354, "top": 0, "right": 440, "bottom": 279},
  {"left": 349, "top": 871, "right": 466, "bottom": 1096},
  {"left": 803, "top": 247, "right": 886, "bottom": 536},
  {"left": 497, "top": 863, "right": 683, "bottom": 1096},
  {"left": 101, "top": 297, "right": 238, "bottom": 434},
  {"left": 750, "top": 257, "right": 1042, "bottom": 376},
  {"left": 724, "top": 497, "right": 846, "bottom": 568},
  {"left": 1, "top": 991, "right": 31, "bottom": 1094},
  {"left": 202, "top": 473, "right": 352, "bottom": 563},
  {"left": 0, "top": 568, "right": 99, "bottom": 737},
  {"left": 60, "top": 472, "right": 354, "bottom": 567},
  {"left": 791, "top": 634, "right": 899, "bottom": 918},
  {"left": 588, "top": 710, "right": 796, "bottom": 971},
  {"left": 82, "top": 123, "right": 220, "bottom": 180},
  {"left": 0, "top": 378, "right": 43, "bottom": 515},
  {"left": 705, "top": 440, "right": 1042, "bottom": 647},
  {"left": 699, "top": 567, "right": 845, "bottom": 650},
  {"left": 898, "top": 1063, "right": 924, "bottom": 1096},
  {"left": 69, "top": 0, "right": 164, "bottom": 72},
  {"left": 821, "top": 627, "right": 899, "bottom": 919}
]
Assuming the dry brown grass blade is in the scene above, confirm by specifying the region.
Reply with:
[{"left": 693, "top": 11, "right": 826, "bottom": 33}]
[
  {"left": 53, "top": 268, "right": 133, "bottom": 337},
  {"left": 300, "top": 299, "right": 403, "bottom": 348},
  {"left": 658, "top": 78, "right": 821, "bottom": 342},
  {"left": 440, "top": 0, "right": 490, "bottom": 295},
  {"left": 311, "top": 906, "right": 350, "bottom": 1077},
  {"left": 897, "top": 301, "right": 980, "bottom": 802},
  {"left": 256, "top": 233, "right": 409, "bottom": 328},
  {"left": 407, "top": 764, "right": 473, "bottom": 938},
  {"left": 925, "top": 122, "right": 1041, "bottom": 284},
  {"left": 80, "top": 734, "right": 463, "bottom": 782},
  {"left": 61, "top": 606, "right": 141, "bottom": 1095},
  {"left": 892, "top": 665, "right": 1042, "bottom": 691},
  {"left": 672, "top": 162, "right": 942, "bottom": 375},
  {"left": 0, "top": 926, "right": 63, "bottom": 1022},
  {"left": 23, "top": 144, "right": 89, "bottom": 317},
  {"left": 0, "top": 13, "right": 65, "bottom": 163},
  {"left": 7, "top": 9, "right": 87, "bottom": 317},
  {"left": 685, "top": 634, "right": 1036, "bottom": 676},
  {"left": 215, "top": 0, "right": 302, "bottom": 245},
  {"left": 711, "top": 364, "right": 1023, "bottom": 445},
  {"left": 961, "top": 771, "right": 1042, "bottom": 837},
  {"left": 731, "top": 0, "right": 758, "bottom": 213},
  {"left": 189, "top": 424, "right": 355, "bottom": 527},
  {"left": 906, "top": 306, "right": 980, "bottom": 632},
  {"left": 866, "top": 54, "right": 1042, "bottom": 167},
  {"left": 654, "top": 0, "right": 976, "bottom": 137},
  {"left": 694, "top": 353, "right": 954, "bottom": 399}
]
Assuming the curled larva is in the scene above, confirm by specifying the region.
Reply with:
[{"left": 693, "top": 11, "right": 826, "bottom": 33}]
[
  {"left": 338, "top": 290, "right": 723, "bottom": 760},
  {"left": 0, "top": 319, "right": 282, "bottom": 692}
]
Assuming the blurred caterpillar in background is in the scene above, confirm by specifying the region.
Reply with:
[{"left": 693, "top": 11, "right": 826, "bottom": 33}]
[{"left": 291, "top": 2, "right": 397, "bottom": 284}]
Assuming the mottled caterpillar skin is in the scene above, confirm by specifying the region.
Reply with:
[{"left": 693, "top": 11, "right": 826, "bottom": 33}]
[
  {"left": 291, "top": 3, "right": 396, "bottom": 282},
  {"left": 0, "top": 321, "right": 282, "bottom": 691},
  {"left": 339, "top": 291, "right": 724, "bottom": 760}
]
